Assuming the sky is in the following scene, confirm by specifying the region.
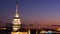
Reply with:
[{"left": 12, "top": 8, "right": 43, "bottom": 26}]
[{"left": 0, "top": 0, "right": 60, "bottom": 25}]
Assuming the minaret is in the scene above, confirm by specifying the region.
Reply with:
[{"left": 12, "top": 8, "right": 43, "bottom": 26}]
[{"left": 12, "top": 1, "right": 21, "bottom": 31}]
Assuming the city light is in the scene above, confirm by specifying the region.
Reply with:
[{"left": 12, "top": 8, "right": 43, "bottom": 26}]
[
  {"left": 56, "top": 28, "right": 60, "bottom": 31},
  {"left": 0, "top": 28, "right": 6, "bottom": 30},
  {"left": 40, "top": 31, "right": 48, "bottom": 33},
  {"left": 11, "top": 32, "right": 28, "bottom": 34}
]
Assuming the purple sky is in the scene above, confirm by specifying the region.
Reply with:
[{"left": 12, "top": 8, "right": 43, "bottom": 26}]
[{"left": 0, "top": 0, "right": 60, "bottom": 25}]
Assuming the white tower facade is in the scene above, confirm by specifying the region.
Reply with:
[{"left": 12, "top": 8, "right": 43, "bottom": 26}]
[{"left": 12, "top": 1, "right": 21, "bottom": 31}]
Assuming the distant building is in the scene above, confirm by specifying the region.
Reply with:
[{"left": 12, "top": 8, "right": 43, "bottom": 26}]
[
  {"left": 11, "top": 0, "right": 30, "bottom": 34},
  {"left": 12, "top": 1, "right": 21, "bottom": 31}
]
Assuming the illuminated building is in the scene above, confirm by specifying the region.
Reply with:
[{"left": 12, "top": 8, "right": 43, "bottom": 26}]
[
  {"left": 12, "top": 1, "right": 21, "bottom": 31},
  {"left": 11, "top": 0, "right": 30, "bottom": 34}
]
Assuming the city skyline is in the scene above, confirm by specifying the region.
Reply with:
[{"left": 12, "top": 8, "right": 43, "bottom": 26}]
[{"left": 0, "top": 0, "right": 60, "bottom": 25}]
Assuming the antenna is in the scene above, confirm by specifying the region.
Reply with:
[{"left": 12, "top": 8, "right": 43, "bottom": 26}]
[{"left": 16, "top": 0, "right": 18, "bottom": 13}]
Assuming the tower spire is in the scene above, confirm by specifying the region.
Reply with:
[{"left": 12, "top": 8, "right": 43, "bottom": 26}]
[{"left": 16, "top": 0, "right": 18, "bottom": 13}]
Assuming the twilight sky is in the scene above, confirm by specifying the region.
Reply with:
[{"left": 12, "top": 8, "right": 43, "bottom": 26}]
[{"left": 0, "top": 0, "right": 60, "bottom": 25}]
